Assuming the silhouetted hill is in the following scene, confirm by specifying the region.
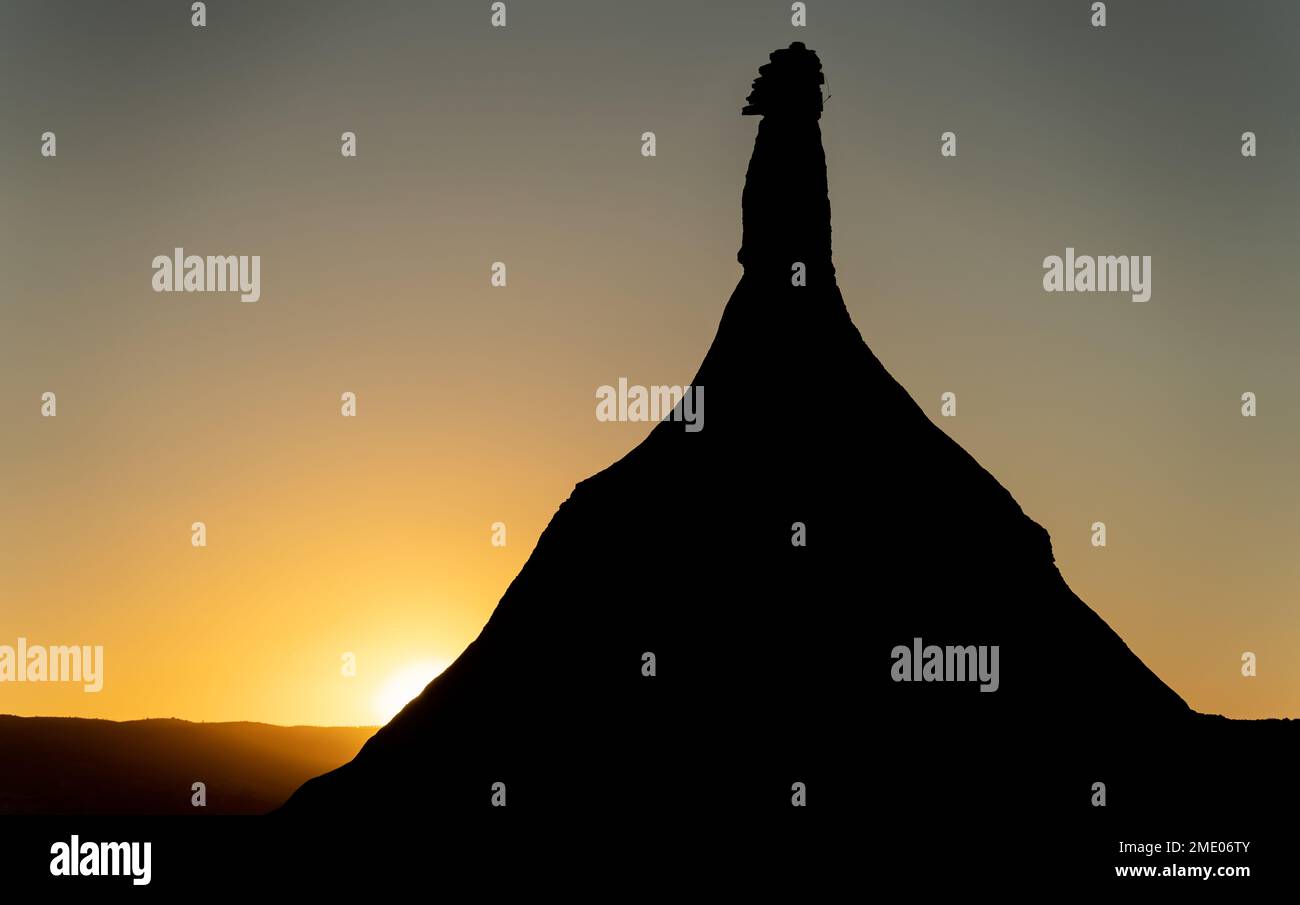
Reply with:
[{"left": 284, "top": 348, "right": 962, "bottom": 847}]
[
  {"left": 0, "top": 715, "right": 374, "bottom": 814},
  {"left": 281, "top": 43, "right": 1296, "bottom": 846}
]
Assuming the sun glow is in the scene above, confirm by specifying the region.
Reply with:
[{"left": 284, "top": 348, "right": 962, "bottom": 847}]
[{"left": 374, "top": 659, "right": 448, "bottom": 724}]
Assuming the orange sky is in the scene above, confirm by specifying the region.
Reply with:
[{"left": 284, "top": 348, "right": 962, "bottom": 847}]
[{"left": 2, "top": 0, "right": 1297, "bottom": 724}]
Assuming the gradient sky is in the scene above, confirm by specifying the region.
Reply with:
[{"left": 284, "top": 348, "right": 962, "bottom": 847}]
[{"left": 2, "top": 1, "right": 1298, "bottom": 724}]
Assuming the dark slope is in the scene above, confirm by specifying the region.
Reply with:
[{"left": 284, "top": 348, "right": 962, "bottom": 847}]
[{"left": 281, "top": 43, "right": 1294, "bottom": 831}]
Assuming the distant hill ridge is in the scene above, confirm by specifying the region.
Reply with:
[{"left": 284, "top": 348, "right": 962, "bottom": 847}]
[{"left": 0, "top": 715, "right": 374, "bottom": 815}]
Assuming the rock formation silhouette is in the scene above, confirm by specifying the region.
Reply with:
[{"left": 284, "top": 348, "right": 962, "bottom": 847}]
[{"left": 281, "top": 44, "right": 1295, "bottom": 855}]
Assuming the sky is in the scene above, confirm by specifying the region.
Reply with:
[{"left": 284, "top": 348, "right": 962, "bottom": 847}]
[{"left": 2, "top": 1, "right": 1298, "bottom": 724}]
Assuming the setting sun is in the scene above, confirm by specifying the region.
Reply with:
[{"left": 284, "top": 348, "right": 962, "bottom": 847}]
[{"left": 374, "top": 660, "right": 448, "bottom": 724}]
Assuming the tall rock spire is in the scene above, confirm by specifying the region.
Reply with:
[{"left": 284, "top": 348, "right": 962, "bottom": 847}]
[{"left": 737, "top": 42, "right": 833, "bottom": 281}]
